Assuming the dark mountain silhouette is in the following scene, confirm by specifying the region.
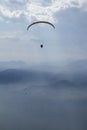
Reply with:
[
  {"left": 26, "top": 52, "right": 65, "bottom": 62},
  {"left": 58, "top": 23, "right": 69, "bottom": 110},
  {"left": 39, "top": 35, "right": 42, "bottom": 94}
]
[{"left": 0, "top": 68, "right": 86, "bottom": 87}]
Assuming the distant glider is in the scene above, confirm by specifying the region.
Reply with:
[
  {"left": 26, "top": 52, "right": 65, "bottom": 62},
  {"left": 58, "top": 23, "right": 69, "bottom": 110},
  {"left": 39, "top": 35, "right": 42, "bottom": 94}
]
[
  {"left": 27, "top": 21, "right": 55, "bottom": 30},
  {"left": 27, "top": 21, "right": 55, "bottom": 48}
]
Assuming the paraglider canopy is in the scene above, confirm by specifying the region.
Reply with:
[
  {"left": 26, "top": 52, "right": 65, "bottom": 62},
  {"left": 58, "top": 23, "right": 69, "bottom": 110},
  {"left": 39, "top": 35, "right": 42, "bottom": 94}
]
[{"left": 27, "top": 21, "right": 55, "bottom": 30}]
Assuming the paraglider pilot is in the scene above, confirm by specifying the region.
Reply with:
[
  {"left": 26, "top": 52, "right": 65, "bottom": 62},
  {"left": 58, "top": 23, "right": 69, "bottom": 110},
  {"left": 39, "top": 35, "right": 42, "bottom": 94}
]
[{"left": 40, "top": 44, "right": 43, "bottom": 48}]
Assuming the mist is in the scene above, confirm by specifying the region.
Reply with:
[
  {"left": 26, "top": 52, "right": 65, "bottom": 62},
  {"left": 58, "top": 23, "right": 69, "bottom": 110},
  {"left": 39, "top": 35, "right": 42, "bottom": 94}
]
[{"left": 0, "top": 60, "right": 87, "bottom": 130}]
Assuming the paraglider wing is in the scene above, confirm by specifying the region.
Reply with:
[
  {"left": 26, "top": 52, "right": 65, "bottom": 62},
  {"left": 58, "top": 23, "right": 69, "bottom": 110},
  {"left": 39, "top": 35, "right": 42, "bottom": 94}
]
[{"left": 27, "top": 21, "right": 55, "bottom": 30}]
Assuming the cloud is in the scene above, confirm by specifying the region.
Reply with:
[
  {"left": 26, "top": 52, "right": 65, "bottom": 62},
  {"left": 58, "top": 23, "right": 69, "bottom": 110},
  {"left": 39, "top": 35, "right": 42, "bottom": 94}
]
[
  {"left": 0, "top": 32, "right": 37, "bottom": 42},
  {"left": 0, "top": 5, "right": 23, "bottom": 18},
  {"left": 0, "top": 0, "right": 87, "bottom": 23}
]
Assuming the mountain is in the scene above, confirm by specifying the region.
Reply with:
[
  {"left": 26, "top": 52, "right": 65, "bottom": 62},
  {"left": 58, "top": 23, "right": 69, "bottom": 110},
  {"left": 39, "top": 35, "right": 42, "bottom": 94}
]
[{"left": 0, "top": 59, "right": 87, "bottom": 87}]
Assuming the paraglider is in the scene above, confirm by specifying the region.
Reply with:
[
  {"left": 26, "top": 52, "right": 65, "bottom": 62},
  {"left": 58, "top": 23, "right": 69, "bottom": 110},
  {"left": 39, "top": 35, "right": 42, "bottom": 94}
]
[
  {"left": 27, "top": 21, "right": 55, "bottom": 30},
  {"left": 27, "top": 21, "right": 55, "bottom": 48}
]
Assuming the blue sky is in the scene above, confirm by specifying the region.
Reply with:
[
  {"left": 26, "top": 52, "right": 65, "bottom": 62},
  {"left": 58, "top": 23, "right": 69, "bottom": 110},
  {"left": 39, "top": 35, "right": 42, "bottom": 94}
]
[{"left": 0, "top": 0, "right": 87, "bottom": 66}]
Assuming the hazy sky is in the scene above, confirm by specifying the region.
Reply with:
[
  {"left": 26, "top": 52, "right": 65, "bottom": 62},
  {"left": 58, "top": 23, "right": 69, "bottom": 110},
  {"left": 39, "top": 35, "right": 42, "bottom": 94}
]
[
  {"left": 0, "top": 0, "right": 87, "bottom": 65},
  {"left": 0, "top": 1, "right": 87, "bottom": 129}
]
